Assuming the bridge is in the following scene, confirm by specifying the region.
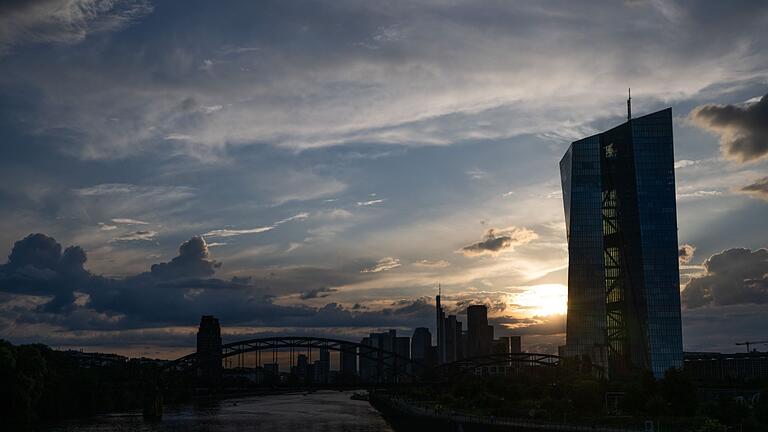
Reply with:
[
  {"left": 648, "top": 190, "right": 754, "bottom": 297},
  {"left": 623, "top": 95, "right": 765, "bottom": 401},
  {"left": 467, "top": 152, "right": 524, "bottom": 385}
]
[
  {"left": 168, "top": 336, "right": 425, "bottom": 383},
  {"left": 159, "top": 315, "right": 591, "bottom": 387}
]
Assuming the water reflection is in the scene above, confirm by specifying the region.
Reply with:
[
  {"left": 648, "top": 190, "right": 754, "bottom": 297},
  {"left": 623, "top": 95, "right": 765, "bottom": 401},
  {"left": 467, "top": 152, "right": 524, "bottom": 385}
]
[{"left": 47, "top": 390, "right": 394, "bottom": 432}]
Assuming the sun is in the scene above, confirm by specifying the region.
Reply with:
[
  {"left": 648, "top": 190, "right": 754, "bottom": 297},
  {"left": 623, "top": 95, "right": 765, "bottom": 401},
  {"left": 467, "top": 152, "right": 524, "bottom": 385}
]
[{"left": 511, "top": 284, "right": 568, "bottom": 317}]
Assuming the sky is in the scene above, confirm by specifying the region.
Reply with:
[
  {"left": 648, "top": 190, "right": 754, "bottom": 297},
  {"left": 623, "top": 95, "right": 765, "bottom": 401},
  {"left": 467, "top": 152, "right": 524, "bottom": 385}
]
[{"left": 0, "top": 0, "right": 767, "bottom": 359}]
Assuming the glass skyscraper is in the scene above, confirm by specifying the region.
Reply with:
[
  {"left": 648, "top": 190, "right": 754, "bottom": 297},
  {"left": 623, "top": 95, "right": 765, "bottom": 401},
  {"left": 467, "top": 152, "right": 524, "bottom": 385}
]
[{"left": 559, "top": 108, "right": 683, "bottom": 378}]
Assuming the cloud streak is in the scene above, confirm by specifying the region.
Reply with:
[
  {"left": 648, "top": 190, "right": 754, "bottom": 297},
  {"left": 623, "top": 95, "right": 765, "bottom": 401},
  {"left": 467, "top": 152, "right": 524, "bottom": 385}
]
[{"left": 361, "top": 257, "right": 401, "bottom": 273}]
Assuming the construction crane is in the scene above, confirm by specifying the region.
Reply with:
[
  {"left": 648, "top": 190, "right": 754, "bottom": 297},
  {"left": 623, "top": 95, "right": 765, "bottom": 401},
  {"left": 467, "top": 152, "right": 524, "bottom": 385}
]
[{"left": 735, "top": 340, "right": 768, "bottom": 353}]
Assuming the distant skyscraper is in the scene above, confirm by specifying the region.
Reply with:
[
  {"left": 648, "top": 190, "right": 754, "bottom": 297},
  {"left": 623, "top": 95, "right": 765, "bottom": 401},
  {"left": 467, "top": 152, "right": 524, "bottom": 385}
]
[
  {"left": 196, "top": 315, "right": 222, "bottom": 386},
  {"left": 411, "top": 327, "right": 433, "bottom": 371},
  {"left": 510, "top": 336, "right": 522, "bottom": 354},
  {"left": 560, "top": 107, "right": 683, "bottom": 378},
  {"left": 444, "top": 315, "right": 459, "bottom": 362},
  {"left": 436, "top": 285, "right": 446, "bottom": 363},
  {"left": 467, "top": 305, "right": 492, "bottom": 357},
  {"left": 339, "top": 342, "right": 358, "bottom": 380}
]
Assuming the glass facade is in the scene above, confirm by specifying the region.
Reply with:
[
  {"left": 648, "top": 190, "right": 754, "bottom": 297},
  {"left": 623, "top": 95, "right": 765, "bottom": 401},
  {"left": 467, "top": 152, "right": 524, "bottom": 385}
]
[{"left": 560, "top": 108, "right": 683, "bottom": 378}]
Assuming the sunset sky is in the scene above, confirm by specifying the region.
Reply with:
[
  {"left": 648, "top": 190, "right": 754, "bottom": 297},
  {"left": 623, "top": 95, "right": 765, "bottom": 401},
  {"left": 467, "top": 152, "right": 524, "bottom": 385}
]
[{"left": 1, "top": 0, "right": 767, "bottom": 359}]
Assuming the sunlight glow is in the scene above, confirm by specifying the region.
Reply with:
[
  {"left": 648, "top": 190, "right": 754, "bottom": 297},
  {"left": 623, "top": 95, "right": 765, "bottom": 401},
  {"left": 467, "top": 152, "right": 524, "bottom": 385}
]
[{"left": 511, "top": 284, "right": 568, "bottom": 317}]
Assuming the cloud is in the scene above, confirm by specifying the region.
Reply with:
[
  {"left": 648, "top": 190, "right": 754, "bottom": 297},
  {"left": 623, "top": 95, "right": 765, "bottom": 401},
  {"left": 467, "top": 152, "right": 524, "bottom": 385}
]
[
  {"left": 356, "top": 199, "right": 385, "bottom": 207},
  {"left": 678, "top": 244, "right": 696, "bottom": 265},
  {"left": 203, "top": 212, "right": 308, "bottom": 239},
  {"left": 681, "top": 248, "right": 768, "bottom": 309},
  {"left": 689, "top": 94, "right": 768, "bottom": 163},
  {"left": 413, "top": 259, "right": 451, "bottom": 268},
  {"left": 111, "top": 218, "right": 149, "bottom": 225},
  {"left": 98, "top": 223, "right": 117, "bottom": 231},
  {"left": 0, "top": 0, "right": 153, "bottom": 55},
  {"left": 0, "top": 233, "right": 90, "bottom": 312},
  {"left": 202, "top": 226, "right": 274, "bottom": 238},
  {"left": 299, "top": 286, "right": 337, "bottom": 300},
  {"left": 674, "top": 159, "right": 701, "bottom": 169},
  {"left": 149, "top": 237, "right": 220, "bottom": 280},
  {"left": 738, "top": 176, "right": 768, "bottom": 200},
  {"left": 459, "top": 227, "right": 538, "bottom": 257},
  {"left": 110, "top": 230, "right": 157, "bottom": 242},
  {"left": 677, "top": 190, "right": 722, "bottom": 200},
  {"left": 274, "top": 212, "right": 310, "bottom": 225},
  {"left": 361, "top": 257, "right": 401, "bottom": 273},
  {"left": 0, "top": 233, "right": 440, "bottom": 338}
]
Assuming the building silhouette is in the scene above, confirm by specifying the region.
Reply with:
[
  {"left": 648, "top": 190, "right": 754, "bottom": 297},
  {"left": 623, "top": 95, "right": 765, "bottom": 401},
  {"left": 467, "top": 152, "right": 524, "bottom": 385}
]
[
  {"left": 560, "top": 107, "right": 683, "bottom": 378},
  {"left": 359, "top": 329, "right": 408, "bottom": 382},
  {"left": 196, "top": 315, "right": 222, "bottom": 386},
  {"left": 436, "top": 286, "right": 446, "bottom": 363},
  {"left": 467, "top": 305, "right": 492, "bottom": 357},
  {"left": 339, "top": 342, "right": 358, "bottom": 381}
]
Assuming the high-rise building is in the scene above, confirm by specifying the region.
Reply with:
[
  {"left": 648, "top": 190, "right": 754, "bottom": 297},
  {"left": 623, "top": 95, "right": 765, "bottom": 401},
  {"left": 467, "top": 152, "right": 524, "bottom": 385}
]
[
  {"left": 436, "top": 286, "right": 446, "bottom": 363},
  {"left": 510, "top": 336, "right": 522, "bottom": 354},
  {"left": 467, "top": 305, "right": 492, "bottom": 357},
  {"left": 359, "top": 329, "right": 399, "bottom": 382},
  {"left": 560, "top": 107, "right": 683, "bottom": 378},
  {"left": 315, "top": 347, "right": 330, "bottom": 383},
  {"left": 196, "top": 315, "right": 222, "bottom": 386},
  {"left": 339, "top": 342, "right": 358, "bottom": 381},
  {"left": 411, "top": 327, "right": 432, "bottom": 362},
  {"left": 444, "top": 315, "right": 459, "bottom": 362},
  {"left": 359, "top": 336, "right": 376, "bottom": 383}
]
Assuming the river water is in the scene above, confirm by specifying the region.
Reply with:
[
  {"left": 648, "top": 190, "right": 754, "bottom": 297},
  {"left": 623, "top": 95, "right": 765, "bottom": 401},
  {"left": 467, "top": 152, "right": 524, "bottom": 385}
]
[{"left": 46, "top": 391, "right": 395, "bottom": 432}]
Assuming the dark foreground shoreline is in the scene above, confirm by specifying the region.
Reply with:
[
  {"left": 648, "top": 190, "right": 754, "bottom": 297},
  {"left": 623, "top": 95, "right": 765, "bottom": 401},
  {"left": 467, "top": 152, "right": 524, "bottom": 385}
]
[{"left": 370, "top": 393, "right": 643, "bottom": 432}]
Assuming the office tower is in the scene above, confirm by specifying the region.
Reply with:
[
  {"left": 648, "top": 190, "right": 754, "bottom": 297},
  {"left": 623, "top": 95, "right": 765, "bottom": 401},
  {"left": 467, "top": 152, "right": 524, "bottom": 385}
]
[
  {"left": 560, "top": 107, "right": 683, "bottom": 378},
  {"left": 444, "top": 315, "right": 459, "bottom": 362},
  {"left": 196, "top": 315, "right": 222, "bottom": 386},
  {"left": 467, "top": 305, "right": 492, "bottom": 357},
  {"left": 411, "top": 327, "right": 432, "bottom": 362},
  {"left": 493, "top": 337, "right": 510, "bottom": 355},
  {"left": 436, "top": 286, "right": 446, "bottom": 363},
  {"left": 395, "top": 336, "right": 411, "bottom": 376},
  {"left": 339, "top": 342, "right": 358, "bottom": 380},
  {"left": 314, "top": 347, "right": 330, "bottom": 383},
  {"left": 360, "top": 330, "right": 399, "bottom": 382},
  {"left": 510, "top": 336, "right": 522, "bottom": 353},
  {"left": 359, "top": 336, "right": 376, "bottom": 383},
  {"left": 296, "top": 354, "right": 309, "bottom": 383},
  {"left": 455, "top": 320, "right": 464, "bottom": 360}
]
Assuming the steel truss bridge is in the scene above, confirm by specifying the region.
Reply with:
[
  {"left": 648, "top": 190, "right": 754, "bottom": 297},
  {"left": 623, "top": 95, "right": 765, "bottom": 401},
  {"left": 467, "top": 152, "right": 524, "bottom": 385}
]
[
  {"left": 166, "top": 336, "right": 597, "bottom": 384},
  {"left": 168, "top": 336, "right": 424, "bottom": 381}
]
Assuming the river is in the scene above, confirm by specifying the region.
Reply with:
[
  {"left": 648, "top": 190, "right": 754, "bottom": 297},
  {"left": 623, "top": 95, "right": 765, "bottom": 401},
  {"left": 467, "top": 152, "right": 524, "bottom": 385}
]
[{"left": 46, "top": 390, "right": 395, "bottom": 432}]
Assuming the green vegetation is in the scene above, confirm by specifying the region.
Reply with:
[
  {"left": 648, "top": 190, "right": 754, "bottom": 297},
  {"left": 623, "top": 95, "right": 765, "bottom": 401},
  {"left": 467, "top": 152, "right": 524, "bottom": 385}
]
[
  {"left": 391, "top": 366, "right": 768, "bottom": 431},
  {"left": 0, "top": 339, "right": 168, "bottom": 427}
]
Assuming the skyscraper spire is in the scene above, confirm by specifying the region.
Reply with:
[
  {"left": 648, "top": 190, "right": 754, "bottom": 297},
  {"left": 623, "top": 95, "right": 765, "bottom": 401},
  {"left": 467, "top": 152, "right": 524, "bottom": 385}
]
[{"left": 627, "top": 88, "right": 632, "bottom": 121}]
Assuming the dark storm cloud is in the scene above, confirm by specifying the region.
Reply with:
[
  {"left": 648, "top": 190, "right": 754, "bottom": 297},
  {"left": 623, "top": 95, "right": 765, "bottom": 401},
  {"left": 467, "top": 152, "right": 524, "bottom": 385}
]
[
  {"left": 299, "top": 286, "right": 337, "bottom": 300},
  {"left": 149, "top": 236, "right": 220, "bottom": 279},
  {"left": 459, "top": 227, "right": 537, "bottom": 257},
  {"left": 681, "top": 248, "right": 768, "bottom": 309},
  {"left": 0, "top": 234, "right": 434, "bottom": 333},
  {"left": 739, "top": 176, "right": 768, "bottom": 200},
  {"left": 0, "top": 233, "right": 90, "bottom": 312},
  {"left": 678, "top": 244, "right": 696, "bottom": 264},
  {"left": 689, "top": 94, "right": 768, "bottom": 163}
]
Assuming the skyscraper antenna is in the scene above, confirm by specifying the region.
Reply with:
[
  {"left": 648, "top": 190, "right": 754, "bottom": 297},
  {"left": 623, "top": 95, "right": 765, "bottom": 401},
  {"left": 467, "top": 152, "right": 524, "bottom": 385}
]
[
  {"left": 627, "top": 88, "right": 632, "bottom": 121},
  {"left": 438, "top": 282, "right": 441, "bottom": 296}
]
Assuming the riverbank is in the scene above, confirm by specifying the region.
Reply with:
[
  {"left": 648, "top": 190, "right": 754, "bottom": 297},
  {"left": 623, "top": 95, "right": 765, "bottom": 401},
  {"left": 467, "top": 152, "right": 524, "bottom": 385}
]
[{"left": 370, "top": 392, "right": 644, "bottom": 432}]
